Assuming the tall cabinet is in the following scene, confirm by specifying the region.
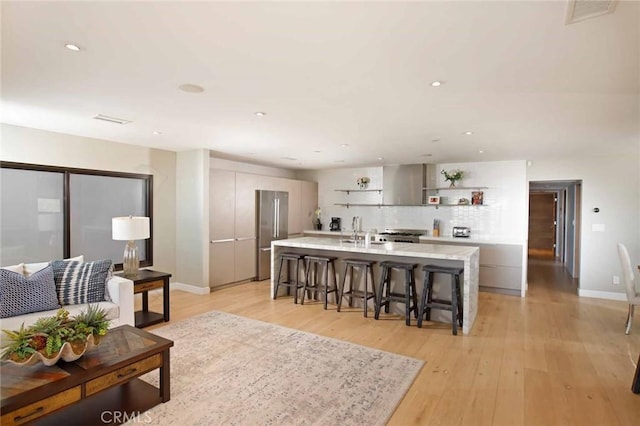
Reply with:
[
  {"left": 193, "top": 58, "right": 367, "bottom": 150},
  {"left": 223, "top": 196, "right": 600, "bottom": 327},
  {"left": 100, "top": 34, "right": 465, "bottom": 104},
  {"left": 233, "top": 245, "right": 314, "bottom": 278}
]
[
  {"left": 209, "top": 170, "right": 258, "bottom": 288},
  {"left": 210, "top": 170, "right": 318, "bottom": 288}
]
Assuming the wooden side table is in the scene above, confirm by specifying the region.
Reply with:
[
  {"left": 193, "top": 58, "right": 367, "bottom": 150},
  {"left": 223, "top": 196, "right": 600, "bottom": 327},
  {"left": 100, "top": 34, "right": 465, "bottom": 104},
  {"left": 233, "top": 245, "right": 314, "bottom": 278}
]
[{"left": 125, "top": 270, "right": 172, "bottom": 328}]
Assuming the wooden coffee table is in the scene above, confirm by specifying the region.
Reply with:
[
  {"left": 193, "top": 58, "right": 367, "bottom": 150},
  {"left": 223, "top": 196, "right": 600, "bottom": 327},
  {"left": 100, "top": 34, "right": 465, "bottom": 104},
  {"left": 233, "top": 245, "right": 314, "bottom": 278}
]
[{"left": 0, "top": 325, "right": 173, "bottom": 425}]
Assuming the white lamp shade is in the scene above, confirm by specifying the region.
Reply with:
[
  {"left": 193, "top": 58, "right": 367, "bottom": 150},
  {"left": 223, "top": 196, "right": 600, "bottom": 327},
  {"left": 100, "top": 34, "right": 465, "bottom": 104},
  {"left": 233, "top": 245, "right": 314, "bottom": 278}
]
[{"left": 112, "top": 216, "right": 150, "bottom": 241}]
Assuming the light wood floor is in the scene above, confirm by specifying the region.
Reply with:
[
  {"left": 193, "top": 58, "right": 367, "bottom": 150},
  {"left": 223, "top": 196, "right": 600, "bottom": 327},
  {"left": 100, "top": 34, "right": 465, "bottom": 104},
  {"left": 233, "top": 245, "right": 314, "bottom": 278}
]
[{"left": 140, "top": 260, "right": 640, "bottom": 425}]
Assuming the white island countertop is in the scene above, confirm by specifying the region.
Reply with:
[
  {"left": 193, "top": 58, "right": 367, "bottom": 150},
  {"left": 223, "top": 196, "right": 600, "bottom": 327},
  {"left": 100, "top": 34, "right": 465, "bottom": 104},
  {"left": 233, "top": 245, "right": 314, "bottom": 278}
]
[
  {"left": 271, "top": 237, "right": 480, "bottom": 334},
  {"left": 277, "top": 236, "right": 479, "bottom": 260}
]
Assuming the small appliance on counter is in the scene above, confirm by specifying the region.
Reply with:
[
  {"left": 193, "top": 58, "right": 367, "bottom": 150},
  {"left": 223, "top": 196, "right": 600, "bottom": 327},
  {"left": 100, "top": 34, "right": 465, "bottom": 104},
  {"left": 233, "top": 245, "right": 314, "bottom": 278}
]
[
  {"left": 329, "top": 217, "right": 341, "bottom": 231},
  {"left": 374, "top": 228, "right": 428, "bottom": 243},
  {"left": 452, "top": 226, "right": 471, "bottom": 238}
]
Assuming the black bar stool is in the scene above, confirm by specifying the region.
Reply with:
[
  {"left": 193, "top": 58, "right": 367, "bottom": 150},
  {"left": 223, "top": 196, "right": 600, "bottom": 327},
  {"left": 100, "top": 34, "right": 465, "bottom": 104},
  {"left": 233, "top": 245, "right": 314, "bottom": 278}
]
[
  {"left": 374, "top": 261, "right": 418, "bottom": 326},
  {"left": 337, "top": 259, "right": 376, "bottom": 317},
  {"left": 301, "top": 255, "right": 338, "bottom": 310},
  {"left": 274, "top": 253, "right": 306, "bottom": 304},
  {"left": 418, "top": 264, "right": 464, "bottom": 335}
]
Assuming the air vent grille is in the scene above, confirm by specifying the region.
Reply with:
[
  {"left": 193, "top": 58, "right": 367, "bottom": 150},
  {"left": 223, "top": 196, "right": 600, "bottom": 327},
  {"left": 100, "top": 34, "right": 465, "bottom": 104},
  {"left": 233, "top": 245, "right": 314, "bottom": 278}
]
[
  {"left": 565, "top": 0, "right": 617, "bottom": 24},
  {"left": 92, "top": 114, "right": 132, "bottom": 125}
]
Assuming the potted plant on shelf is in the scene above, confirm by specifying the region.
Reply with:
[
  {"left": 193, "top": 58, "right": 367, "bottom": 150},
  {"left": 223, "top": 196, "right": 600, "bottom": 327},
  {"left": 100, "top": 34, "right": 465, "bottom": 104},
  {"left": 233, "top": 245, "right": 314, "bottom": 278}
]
[
  {"left": 1, "top": 305, "right": 110, "bottom": 366},
  {"left": 357, "top": 177, "right": 370, "bottom": 189},
  {"left": 441, "top": 169, "right": 464, "bottom": 188}
]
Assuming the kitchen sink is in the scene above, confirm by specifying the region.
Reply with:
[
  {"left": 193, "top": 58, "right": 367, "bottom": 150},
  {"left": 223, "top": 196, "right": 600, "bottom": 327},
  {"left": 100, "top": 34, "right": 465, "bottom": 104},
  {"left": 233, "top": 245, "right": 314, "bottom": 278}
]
[{"left": 340, "top": 239, "right": 384, "bottom": 245}]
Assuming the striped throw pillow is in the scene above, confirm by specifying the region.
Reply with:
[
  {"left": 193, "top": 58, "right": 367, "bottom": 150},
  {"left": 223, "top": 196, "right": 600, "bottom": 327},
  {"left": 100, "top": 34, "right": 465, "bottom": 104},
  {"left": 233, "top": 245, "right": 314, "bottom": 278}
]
[{"left": 51, "top": 259, "right": 113, "bottom": 305}]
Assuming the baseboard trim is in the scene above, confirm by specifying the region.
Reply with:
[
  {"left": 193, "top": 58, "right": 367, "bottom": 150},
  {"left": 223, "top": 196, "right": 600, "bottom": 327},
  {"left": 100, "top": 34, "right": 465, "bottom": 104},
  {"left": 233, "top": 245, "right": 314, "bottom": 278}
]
[
  {"left": 171, "top": 282, "right": 210, "bottom": 295},
  {"left": 578, "top": 289, "right": 626, "bottom": 301}
]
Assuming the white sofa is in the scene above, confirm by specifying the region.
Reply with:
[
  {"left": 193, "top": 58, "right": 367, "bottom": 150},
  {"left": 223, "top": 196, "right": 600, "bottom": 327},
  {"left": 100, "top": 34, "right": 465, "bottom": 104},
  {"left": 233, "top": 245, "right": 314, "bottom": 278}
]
[{"left": 0, "top": 261, "right": 135, "bottom": 333}]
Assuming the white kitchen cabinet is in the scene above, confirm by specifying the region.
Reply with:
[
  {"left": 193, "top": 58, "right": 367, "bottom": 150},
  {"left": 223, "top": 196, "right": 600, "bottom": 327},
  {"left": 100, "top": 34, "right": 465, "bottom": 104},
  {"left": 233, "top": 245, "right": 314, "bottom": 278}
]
[
  {"left": 286, "top": 180, "right": 301, "bottom": 235},
  {"left": 477, "top": 244, "right": 522, "bottom": 294},
  {"left": 235, "top": 172, "right": 258, "bottom": 238},
  {"left": 257, "top": 176, "right": 317, "bottom": 237},
  {"left": 234, "top": 238, "right": 256, "bottom": 282},
  {"left": 209, "top": 240, "right": 235, "bottom": 288},
  {"left": 209, "top": 170, "right": 258, "bottom": 288},
  {"left": 419, "top": 239, "right": 523, "bottom": 295},
  {"left": 479, "top": 264, "right": 522, "bottom": 291},
  {"left": 210, "top": 169, "right": 235, "bottom": 241}
]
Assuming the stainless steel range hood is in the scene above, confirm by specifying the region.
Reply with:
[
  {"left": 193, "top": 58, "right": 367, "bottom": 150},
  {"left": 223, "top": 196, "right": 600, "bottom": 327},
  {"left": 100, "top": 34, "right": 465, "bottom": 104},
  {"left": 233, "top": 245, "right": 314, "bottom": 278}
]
[{"left": 382, "top": 164, "right": 426, "bottom": 206}]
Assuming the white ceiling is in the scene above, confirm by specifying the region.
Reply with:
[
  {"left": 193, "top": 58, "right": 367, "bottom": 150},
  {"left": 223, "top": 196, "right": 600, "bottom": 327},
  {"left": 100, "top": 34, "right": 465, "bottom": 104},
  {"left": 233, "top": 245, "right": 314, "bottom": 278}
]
[{"left": 2, "top": 1, "right": 639, "bottom": 170}]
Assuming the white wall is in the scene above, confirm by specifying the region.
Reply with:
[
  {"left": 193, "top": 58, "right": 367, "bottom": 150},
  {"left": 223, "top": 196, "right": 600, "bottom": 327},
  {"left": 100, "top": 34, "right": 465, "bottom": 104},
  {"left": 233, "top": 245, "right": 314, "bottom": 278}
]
[
  {"left": 298, "top": 160, "right": 528, "bottom": 242},
  {"left": 175, "top": 150, "right": 210, "bottom": 290},
  {"left": 527, "top": 154, "right": 640, "bottom": 298},
  {"left": 211, "top": 157, "right": 297, "bottom": 178},
  {"left": 0, "top": 124, "right": 177, "bottom": 276}
]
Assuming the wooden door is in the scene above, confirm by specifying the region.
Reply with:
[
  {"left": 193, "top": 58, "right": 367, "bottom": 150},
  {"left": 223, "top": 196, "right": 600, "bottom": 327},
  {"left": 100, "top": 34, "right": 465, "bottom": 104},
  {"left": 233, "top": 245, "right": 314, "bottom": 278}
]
[{"left": 528, "top": 193, "right": 557, "bottom": 258}]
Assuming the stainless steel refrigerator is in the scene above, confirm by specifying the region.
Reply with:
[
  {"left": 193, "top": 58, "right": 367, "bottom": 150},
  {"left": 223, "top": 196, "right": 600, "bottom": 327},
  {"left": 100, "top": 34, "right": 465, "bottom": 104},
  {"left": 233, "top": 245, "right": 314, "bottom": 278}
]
[{"left": 256, "top": 190, "right": 289, "bottom": 280}]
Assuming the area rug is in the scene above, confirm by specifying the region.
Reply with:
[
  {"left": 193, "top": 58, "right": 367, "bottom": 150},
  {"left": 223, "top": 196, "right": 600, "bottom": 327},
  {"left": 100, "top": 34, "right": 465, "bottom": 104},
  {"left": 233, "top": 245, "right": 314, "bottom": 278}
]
[{"left": 133, "top": 311, "right": 423, "bottom": 425}]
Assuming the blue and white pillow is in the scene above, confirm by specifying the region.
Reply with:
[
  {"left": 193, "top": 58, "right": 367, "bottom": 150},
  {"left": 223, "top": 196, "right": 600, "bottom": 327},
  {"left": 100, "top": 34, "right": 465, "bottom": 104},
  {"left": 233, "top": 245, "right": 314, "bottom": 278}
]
[
  {"left": 51, "top": 259, "right": 113, "bottom": 305},
  {"left": 0, "top": 265, "right": 61, "bottom": 318}
]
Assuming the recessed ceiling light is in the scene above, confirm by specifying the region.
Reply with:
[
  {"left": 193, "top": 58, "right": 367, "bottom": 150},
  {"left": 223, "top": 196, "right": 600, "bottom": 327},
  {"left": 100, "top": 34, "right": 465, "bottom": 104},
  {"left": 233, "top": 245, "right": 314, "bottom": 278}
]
[
  {"left": 334, "top": 160, "right": 345, "bottom": 163},
  {"left": 431, "top": 139, "right": 440, "bottom": 142},
  {"left": 464, "top": 131, "right": 473, "bottom": 135},
  {"left": 255, "top": 112, "right": 267, "bottom": 117},
  {"left": 65, "top": 43, "right": 81, "bottom": 52},
  {"left": 377, "top": 157, "right": 384, "bottom": 161},
  {"left": 153, "top": 131, "right": 162, "bottom": 135},
  {"left": 340, "top": 144, "right": 349, "bottom": 148},
  {"left": 313, "top": 150, "right": 322, "bottom": 153},
  {"left": 178, "top": 84, "right": 205, "bottom": 93},
  {"left": 478, "top": 150, "right": 484, "bottom": 154},
  {"left": 430, "top": 81, "right": 442, "bottom": 87}
]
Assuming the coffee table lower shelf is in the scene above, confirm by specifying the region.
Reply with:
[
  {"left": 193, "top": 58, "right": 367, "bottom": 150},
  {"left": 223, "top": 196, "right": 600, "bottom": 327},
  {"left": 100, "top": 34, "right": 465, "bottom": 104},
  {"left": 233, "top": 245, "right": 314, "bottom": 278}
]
[{"left": 33, "top": 379, "right": 161, "bottom": 426}]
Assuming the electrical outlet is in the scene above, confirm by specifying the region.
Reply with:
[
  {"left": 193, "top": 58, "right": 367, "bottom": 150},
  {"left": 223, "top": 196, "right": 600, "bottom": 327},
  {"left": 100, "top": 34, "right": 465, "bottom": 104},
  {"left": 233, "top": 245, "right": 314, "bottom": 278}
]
[{"left": 613, "top": 275, "right": 620, "bottom": 285}]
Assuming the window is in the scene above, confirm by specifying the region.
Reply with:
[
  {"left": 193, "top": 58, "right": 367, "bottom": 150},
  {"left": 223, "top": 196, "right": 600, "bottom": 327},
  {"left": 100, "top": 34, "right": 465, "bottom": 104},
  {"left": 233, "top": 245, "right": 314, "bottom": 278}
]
[{"left": 0, "top": 162, "right": 152, "bottom": 269}]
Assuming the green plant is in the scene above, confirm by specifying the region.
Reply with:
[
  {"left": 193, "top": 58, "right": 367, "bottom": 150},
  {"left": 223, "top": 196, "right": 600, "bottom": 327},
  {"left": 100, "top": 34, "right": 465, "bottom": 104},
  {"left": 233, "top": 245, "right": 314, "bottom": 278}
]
[
  {"left": 72, "top": 304, "right": 110, "bottom": 338},
  {"left": 1, "top": 324, "right": 36, "bottom": 362},
  {"left": 441, "top": 169, "right": 464, "bottom": 183},
  {"left": 1, "top": 305, "right": 111, "bottom": 362}
]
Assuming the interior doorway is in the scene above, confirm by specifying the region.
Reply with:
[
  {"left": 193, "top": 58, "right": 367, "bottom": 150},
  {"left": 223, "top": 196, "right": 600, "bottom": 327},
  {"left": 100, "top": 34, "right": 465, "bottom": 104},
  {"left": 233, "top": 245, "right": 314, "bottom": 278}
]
[
  {"left": 528, "top": 180, "right": 582, "bottom": 280},
  {"left": 528, "top": 192, "right": 557, "bottom": 259}
]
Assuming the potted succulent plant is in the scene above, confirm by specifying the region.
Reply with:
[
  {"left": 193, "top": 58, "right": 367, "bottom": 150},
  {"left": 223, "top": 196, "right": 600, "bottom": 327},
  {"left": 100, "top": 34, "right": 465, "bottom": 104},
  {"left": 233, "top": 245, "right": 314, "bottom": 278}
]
[{"left": 1, "top": 305, "right": 110, "bottom": 366}]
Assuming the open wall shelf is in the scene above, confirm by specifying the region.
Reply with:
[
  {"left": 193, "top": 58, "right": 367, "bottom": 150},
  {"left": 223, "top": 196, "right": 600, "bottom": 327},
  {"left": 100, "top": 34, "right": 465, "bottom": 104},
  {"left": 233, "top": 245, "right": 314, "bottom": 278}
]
[
  {"left": 334, "top": 189, "right": 383, "bottom": 194},
  {"left": 423, "top": 186, "right": 489, "bottom": 191},
  {"left": 334, "top": 203, "right": 488, "bottom": 208}
]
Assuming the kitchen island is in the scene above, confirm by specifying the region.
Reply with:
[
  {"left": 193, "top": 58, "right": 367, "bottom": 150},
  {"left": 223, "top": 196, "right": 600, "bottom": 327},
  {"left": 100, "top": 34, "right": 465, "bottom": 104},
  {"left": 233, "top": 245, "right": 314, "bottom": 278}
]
[{"left": 271, "top": 237, "right": 480, "bottom": 335}]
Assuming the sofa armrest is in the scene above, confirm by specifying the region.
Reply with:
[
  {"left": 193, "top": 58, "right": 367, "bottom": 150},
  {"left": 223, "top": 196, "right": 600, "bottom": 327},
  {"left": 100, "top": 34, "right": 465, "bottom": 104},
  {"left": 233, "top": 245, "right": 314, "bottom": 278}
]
[{"left": 107, "top": 276, "right": 135, "bottom": 327}]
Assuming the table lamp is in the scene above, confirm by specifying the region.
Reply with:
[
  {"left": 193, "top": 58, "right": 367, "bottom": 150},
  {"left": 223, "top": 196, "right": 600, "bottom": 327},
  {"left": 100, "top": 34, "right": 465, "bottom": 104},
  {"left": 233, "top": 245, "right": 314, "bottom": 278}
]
[{"left": 112, "top": 216, "right": 150, "bottom": 277}]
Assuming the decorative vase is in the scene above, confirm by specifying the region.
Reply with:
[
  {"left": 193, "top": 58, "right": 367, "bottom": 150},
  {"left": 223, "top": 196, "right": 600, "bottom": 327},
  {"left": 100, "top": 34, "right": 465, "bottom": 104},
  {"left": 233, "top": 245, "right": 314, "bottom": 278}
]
[
  {"left": 449, "top": 181, "right": 456, "bottom": 188},
  {"left": 315, "top": 220, "right": 322, "bottom": 230}
]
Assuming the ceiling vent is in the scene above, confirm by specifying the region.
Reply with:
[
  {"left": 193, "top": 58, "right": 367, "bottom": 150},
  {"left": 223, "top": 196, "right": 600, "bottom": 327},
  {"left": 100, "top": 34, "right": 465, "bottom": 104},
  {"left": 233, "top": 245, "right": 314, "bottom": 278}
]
[
  {"left": 92, "top": 114, "right": 132, "bottom": 125},
  {"left": 565, "top": 0, "right": 618, "bottom": 25}
]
